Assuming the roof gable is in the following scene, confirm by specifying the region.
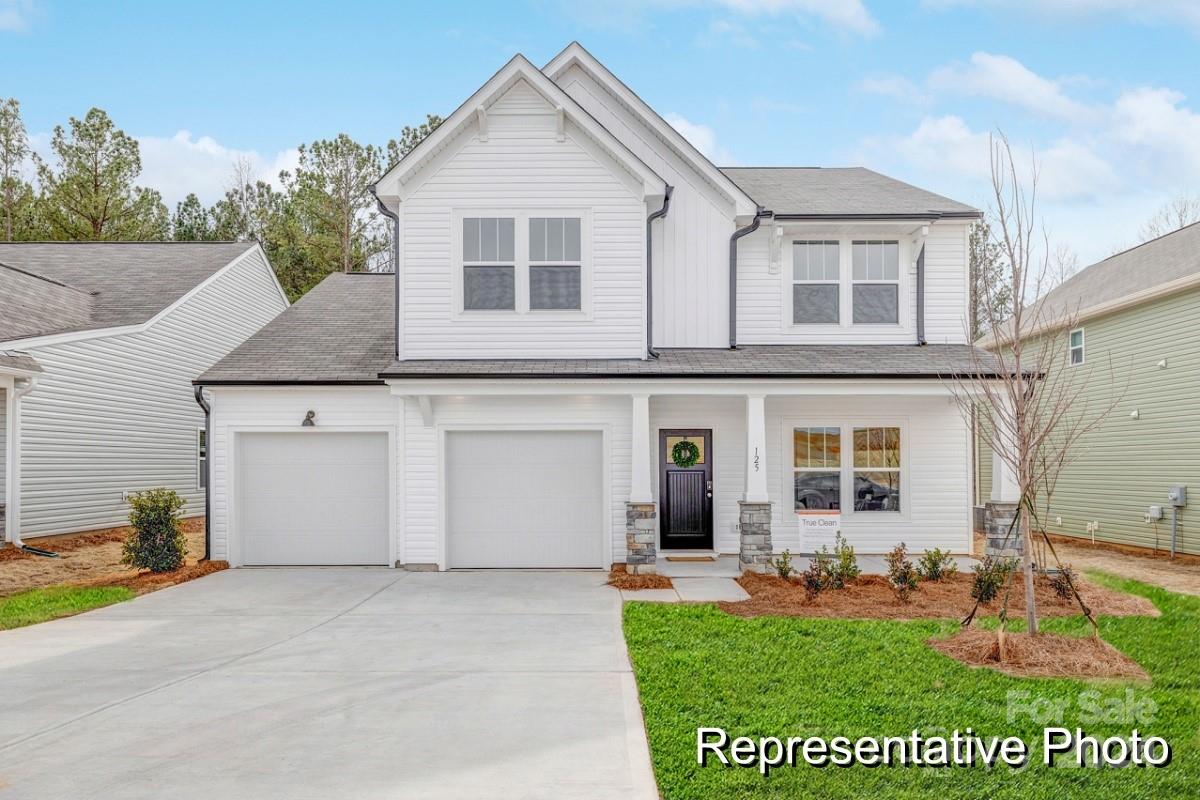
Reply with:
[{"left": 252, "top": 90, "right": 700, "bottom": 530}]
[
  {"left": 373, "top": 54, "right": 666, "bottom": 203},
  {"left": 543, "top": 42, "right": 758, "bottom": 217}
]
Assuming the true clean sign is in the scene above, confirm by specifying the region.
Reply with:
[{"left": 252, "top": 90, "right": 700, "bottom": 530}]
[{"left": 799, "top": 512, "right": 841, "bottom": 552}]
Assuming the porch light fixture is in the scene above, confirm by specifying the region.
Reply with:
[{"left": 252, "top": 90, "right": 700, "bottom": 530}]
[{"left": 302, "top": 410, "right": 316, "bottom": 427}]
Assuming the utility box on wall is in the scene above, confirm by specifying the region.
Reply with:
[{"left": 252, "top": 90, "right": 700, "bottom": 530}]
[{"left": 1168, "top": 486, "right": 1187, "bottom": 507}]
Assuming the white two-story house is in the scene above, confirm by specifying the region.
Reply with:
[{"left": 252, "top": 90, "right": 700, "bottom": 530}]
[{"left": 196, "top": 43, "right": 995, "bottom": 571}]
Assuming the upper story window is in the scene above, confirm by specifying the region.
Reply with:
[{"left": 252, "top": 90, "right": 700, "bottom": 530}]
[
  {"left": 851, "top": 241, "right": 900, "bottom": 324},
  {"left": 1068, "top": 328, "right": 1084, "bottom": 365},
  {"left": 458, "top": 211, "right": 587, "bottom": 315},
  {"left": 792, "top": 241, "right": 840, "bottom": 324}
]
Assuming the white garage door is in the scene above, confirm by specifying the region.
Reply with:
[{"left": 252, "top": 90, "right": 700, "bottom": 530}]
[
  {"left": 237, "top": 432, "right": 389, "bottom": 566},
  {"left": 446, "top": 430, "right": 604, "bottom": 568}
]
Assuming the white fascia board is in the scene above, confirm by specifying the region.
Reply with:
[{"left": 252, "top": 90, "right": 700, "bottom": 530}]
[
  {"left": 385, "top": 377, "right": 958, "bottom": 397},
  {"left": 374, "top": 53, "right": 666, "bottom": 204},
  {"left": 0, "top": 243, "right": 287, "bottom": 351},
  {"left": 543, "top": 42, "right": 758, "bottom": 217}
]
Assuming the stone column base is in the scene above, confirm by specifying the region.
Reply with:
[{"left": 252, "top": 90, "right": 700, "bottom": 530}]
[
  {"left": 625, "top": 502, "right": 657, "bottom": 574},
  {"left": 739, "top": 501, "right": 773, "bottom": 573},
  {"left": 984, "top": 501, "right": 1023, "bottom": 559}
]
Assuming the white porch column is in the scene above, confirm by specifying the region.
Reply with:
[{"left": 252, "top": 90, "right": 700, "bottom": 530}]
[
  {"left": 990, "top": 429, "right": 1020, "bottom": 503},
  {"left": 4, "top": 378, "right": 21, "bottom": 545},
  {"left": 629, "top": 393, "right": 653, "bottom": 503},
  {"left": 743, "top": 393, "right": 769, "bottom": 502}
]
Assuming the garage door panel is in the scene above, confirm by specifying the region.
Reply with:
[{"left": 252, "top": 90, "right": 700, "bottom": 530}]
[
  {"left": 447, "top": 430, "right": 603, "bottom": 569},
  {"left": 237, "top": 432, "right": 389, "bottom": 566}
]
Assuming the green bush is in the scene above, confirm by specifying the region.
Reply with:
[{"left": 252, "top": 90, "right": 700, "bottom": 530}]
[
  {"left": 970, "top": 555, "right": 1016, "bottom": 604},
  {"left": 122, "top": 489, "right": 187, "bottom": 573},
  {"left": 802, "top": 550, "right": 833, "bottom": 599},
  {"left": 771, "top": 549, "right": 795, "bottom": 579},
  {"left": 917, "top": 547, "right": 958, "bottom": 582},
  {"left": 885, "top": 542, "right": 919, "bottom": 601},
  {"left": 829, "top": 533, "right": 860, "bottom": 588},
  {"left": 1048, "top": 564, "right": 1078, "bottom": 601}
]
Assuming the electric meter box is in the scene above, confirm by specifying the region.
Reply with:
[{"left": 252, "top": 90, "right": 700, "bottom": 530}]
[{"left": 1168, "top": 486, "right": 1187, "bottom": 507}]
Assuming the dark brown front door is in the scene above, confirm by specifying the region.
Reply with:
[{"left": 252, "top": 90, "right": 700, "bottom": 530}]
[{"left": 660, "top": 429, "right": 713, "bottom": 550}]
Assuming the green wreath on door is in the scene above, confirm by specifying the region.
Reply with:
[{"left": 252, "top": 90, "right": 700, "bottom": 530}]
[{"left": 671, "top": 439, "right": 701, "bottom": 469}]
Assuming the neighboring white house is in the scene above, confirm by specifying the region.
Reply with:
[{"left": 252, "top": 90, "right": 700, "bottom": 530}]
[
  {"left": 197, "top": 43, "right": 999, "bottom": 571},
  {"left": 1, "top": 242, "right": 288, "bottom": 548}
]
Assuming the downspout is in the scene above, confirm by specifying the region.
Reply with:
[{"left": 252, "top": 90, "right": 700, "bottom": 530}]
[
  {"left": 6, "top": 377, "right": 56, "bottom": 556},
  {"left": 916, "top": 243, "right": 927, "bottom": 345},
  {"left": 645, "top": 186, "right": 673, "bottom": 359},
  {"left": 728, "top": 207, "right": 771, "bottom": 349},
  {"left": 369, "top": 183, "right": 401, "bottom": 360},
  {"left": 193, "top": 385, "right": 211, "bottom": 561}
]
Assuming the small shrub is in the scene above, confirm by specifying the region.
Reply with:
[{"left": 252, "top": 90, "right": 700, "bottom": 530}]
[
  {"left": 1048, "top": 564, "right": 1078, "bottom": 601},
  {"left": 771, "top": 549, "right": 795, "bottom": 579},
  {"left": 885, "top": 542, "right": 919, "bottom": 601},
  {"left": 802, "top": 550, "right": 833, "bottom": 599},
  {"left": 971, "top": 555, "right": 1016, "bottom": 605},
  {"left": 828, "top": 533, "right": 861, "bottom": 588},
  {"left": 917, "top": 548, "right": 958, "bottom": 582},
  {"left": 122, "top": 489, "right": 187, "bottom": 573}
]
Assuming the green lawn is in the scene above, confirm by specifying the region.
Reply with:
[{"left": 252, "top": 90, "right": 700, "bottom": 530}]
[
  {"left": 624, "top": 574, "right": 1199, "bottom": 799},
  {"left": 0, "top": 585, "right": 135, "bottom": 630}
]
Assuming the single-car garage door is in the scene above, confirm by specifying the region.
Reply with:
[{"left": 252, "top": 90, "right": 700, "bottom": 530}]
[
  {"left": 446, "top": 430, "right": 604, "bottom": 568},
  {"left": 237, "top": 432, "right": 389, "bottom": 565}
]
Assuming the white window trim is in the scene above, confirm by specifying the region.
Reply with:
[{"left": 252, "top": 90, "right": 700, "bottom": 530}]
[
  {"left": 451, "top": 208, "right": 592, "bottom": 321},
  {"left": 784, "top": 417, "right": 909, "bottom": 521},
  {"left": 784, "top": 235, "right": 908, "bottom": 329},
  {"left": 196, "top": 427, "right": 207, "bottom": 491},
  {"left": 1068, "top": 327, "right": 1085, "bottom": 366},
  {"left": 850, "top": 240, "right": 902, "bottom": 325}
]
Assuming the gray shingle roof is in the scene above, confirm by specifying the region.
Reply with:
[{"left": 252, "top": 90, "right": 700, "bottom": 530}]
[
  {"left": 721, "top": 167, "right": 979, "bottom": 218},
  {"left": 0, "top": 350, "right": 41, "bottom": 374},
  {"left": 0, "top": 242, "right": 257, "bottom": 341},
  {"left": 196, "top": 272, "right": 395, "bottom": 385},
  {"left": 380, "top": 345, "right": 1003, "bottom": 379}
]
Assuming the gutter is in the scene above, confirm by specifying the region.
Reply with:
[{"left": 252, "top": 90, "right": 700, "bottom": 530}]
[
  {"left": 193, "top": 385, "right": 211, "bottom": 561},
  {"left": 645, "top": 186, "right": 673, "bottom": 359},
  {"left": 770, "top": 211, "right": 981, "bottom": 221},
  {"left": 368, "top": 183, "right": 401, "bottom": 361},
  {"left": 916, "top": 244, "right": 927, "bottom": 345},
  {"left": 728, "top": 207, "right": 772, "bottom": 349}
]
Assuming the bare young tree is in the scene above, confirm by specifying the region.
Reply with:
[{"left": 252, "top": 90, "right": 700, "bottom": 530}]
[
  {"left": 1138, "top": 193, "right": 1200, "bottom": 243},
  {"left": 950, "top": 133, "right": 1121, "bottom": 640}
]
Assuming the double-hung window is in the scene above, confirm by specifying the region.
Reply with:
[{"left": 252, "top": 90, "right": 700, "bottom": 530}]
[
  {"left": 459, "top": 213, "right": 585, "bottom": 314},
  {"left": 197, "top": 428, "right": 207, "bottom": 490},
  {"left": 1068, "top": 328, "right": 1084, "bottom": 365},
  {"left": 792, "top": 424, "right": 902, "bottom": 513},
  {"left": 792, "top": 241, "right": 840, "bottom": 324},
  {"left": 851, "top": 240, "right": 900, "bottom": 323}
]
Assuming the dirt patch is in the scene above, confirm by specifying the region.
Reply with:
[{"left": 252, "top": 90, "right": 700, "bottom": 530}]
[
  {"left": 608, "top": 566, "right": 674, "bottom": 590},
  {"left": 0, "top": 518, "right": 206, "bottom": 597},
  {"left": 929, "top": 628, "right": 1149, "bottom": 681},
  {"left": 71, "top": 560, "right": 229, "bottom": 595},
  {"left": 719, "top": 571, "right": 1158, "bottom": 620}
]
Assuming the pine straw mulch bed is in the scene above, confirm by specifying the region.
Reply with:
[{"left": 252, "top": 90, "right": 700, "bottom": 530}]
[
  {"left": 608, "top": 565, "right": 674, "bottom": 590},
  {"left": 0, "top": 517, "right": 205, "bottom": 562},
  {"left": 719, "top": 572, "right": 1159, "bottom": 621},
  {"left": 928, "top": 628, "right": 1150, "bottom": 681},
  {"left": 70, "top": 559, "right": 229, "bottom": 595}
]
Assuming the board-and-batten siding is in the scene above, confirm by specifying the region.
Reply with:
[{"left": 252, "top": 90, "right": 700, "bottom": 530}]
[
  {"left": 401, "top": 394, "right": 633, "bottom": 566},
  {"left": 15, "top": 250, "right": 286, "bottom": 538},
  {"left": 206, "top": 387, "right": 398, "bottom": 563},
  {"left": 976, "top": 287, "right": 1200, "bottom": 555},
  {"left": 737, "top": 221, "right": 969, "bottom": 345},
  {"left": 399, "top": 79, "right": 646, "bottom": 360},
  {"left": 557, "top": 64, "right": 735, "bottom": 348}
]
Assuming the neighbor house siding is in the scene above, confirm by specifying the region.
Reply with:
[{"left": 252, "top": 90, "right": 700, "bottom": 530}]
[
  {"left": 557, "top": 63, "right": 736, "bottom": 348},
  {"left": 736, "top": 221, "right": 969, "bottom": 346},
  {"left": 206, "top": 386, "right": 398, "bottom": 563},
  {"left": 16, "top": 250, "right": 286, "bottom": 538},
  {"left": 399, "top": 78, "right": 647, "bottom": 360},
  {"left": 976, "top": 286, "right": 1200, "bottom": 555}
]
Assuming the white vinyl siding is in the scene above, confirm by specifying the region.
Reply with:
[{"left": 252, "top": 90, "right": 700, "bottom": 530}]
[
  {"left": 556, "top": 63, "right": 736, "bottom": 347},
  {"left": 13, "top": 249, "right": 287, "bottom": 538},
  {"left": 399, "top": 78, "right": 645, "bottom": 359}
]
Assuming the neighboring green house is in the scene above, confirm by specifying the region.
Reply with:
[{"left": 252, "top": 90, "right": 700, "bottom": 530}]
[{"left": 976, "top": 221, "right": 1200, "bottom": 556}]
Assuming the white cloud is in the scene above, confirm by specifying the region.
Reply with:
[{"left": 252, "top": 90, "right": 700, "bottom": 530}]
[
  {"left": 134, "top": 131, "right": 297, "bottom": 208},
  {"left": 664, "top": 112, "right": 737, "bottom": 164},
  {"left": 857, "top": 75, "right": 928, "bottom": 105},
  {"left": 715, "top": 0, "right": 879, "bottom": 35},
  {"left": 920, "top": 0, "right": 1200, "bottom": 35},
  {"left": 704, "top": 19, "right": 760, "bottom": 48},
  {"left": 1110, "top": 87, "right": 1200, "bottom": 179},
  {"left": 929, "top": 52, "right": 1092, "bottom": 121},
  {"left": 557, "top": 0, "right": 878, "bottom": 35},
  {"left": 0, "top": 0, "right": 36, "bottom": 32}
]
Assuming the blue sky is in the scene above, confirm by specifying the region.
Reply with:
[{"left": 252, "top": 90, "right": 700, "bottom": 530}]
[{"left": 3, "top": 0, "right": 1200, "bottom": 262}]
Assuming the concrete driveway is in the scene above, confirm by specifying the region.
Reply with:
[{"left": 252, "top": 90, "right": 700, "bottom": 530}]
[{"left": 0, "top": 569, "right": 658, "bottom": 800}]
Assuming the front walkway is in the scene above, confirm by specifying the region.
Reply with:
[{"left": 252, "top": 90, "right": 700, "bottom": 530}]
[{"left": 0, "top": 569, "right": 658, "bottom": 800}]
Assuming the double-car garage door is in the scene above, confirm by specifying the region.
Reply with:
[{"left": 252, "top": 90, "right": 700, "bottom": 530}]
[{"left": 235, "top": 430, "right": 604, "bottom": 568}]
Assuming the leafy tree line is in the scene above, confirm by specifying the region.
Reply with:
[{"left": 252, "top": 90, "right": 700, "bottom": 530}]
[{"left": 0, "top": 96, "right": 441, "bottom": 300}]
